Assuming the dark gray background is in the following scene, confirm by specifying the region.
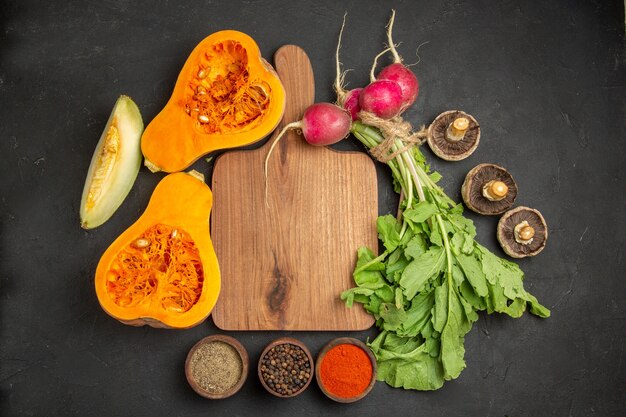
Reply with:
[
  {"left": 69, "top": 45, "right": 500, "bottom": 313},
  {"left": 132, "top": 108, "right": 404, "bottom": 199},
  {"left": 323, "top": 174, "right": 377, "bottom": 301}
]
[{"left": 1, "top": 1, "right": 624, "bottom": 416}]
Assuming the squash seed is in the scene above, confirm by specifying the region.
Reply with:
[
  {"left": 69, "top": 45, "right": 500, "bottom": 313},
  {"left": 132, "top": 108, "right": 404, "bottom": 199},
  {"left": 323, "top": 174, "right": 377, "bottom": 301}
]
[{"left": 132, "top": 238, "right": 150, "bottom": 249}]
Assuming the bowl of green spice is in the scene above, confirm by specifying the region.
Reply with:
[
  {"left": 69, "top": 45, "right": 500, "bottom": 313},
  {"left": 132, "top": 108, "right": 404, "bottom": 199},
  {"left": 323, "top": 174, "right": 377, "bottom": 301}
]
[{"left": 185, "top": 335, "right": 248, "bottom": 399}]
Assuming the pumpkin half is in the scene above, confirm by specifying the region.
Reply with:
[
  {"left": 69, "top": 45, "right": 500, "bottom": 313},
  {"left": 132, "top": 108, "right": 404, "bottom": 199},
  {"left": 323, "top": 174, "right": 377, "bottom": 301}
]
[
  {"left": 95, "top": 171, "right": 220, "bottom": 329},
  {"left": 141, "top": 30, "right": 286, "bottom": 173}
]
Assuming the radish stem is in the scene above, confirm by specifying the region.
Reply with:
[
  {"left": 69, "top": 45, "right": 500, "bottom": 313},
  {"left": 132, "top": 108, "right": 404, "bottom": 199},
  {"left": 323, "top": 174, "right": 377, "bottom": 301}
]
[
  {"left": 398, "top": 161, "right": 413, "bottom": 237},
  {"left": 396, "top": 139, "right": 426, "bottom": 202}
]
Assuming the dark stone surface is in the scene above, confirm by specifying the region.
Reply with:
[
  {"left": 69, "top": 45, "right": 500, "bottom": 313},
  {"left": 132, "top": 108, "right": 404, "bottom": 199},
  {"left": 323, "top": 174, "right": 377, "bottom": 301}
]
[{"left": 1, "top": 1, "right": 624, "bottom": 416}]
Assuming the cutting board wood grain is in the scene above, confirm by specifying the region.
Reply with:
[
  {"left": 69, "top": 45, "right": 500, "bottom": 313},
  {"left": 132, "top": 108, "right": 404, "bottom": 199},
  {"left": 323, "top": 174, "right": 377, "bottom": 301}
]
[{"left": 210, "top": 45, "right": 377, "bottom": 331}]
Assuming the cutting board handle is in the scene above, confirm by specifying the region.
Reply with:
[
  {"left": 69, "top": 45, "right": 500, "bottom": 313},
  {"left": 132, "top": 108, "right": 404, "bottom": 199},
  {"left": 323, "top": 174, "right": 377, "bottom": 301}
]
[{"left": 263, "top": 45, "right": 315, "bottom": 151}]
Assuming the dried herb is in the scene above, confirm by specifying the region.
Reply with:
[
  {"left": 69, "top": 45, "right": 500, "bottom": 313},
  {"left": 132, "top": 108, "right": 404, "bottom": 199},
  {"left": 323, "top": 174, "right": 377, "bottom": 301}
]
[{"left": 189, "top": 341, "right": 243, "bottom": 394}]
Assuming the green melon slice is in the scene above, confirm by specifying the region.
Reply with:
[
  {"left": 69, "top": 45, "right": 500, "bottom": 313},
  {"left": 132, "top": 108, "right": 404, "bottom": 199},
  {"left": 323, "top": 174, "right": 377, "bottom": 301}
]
[{"left": 80, "top": 96, "right": 143, "bottom": 229}]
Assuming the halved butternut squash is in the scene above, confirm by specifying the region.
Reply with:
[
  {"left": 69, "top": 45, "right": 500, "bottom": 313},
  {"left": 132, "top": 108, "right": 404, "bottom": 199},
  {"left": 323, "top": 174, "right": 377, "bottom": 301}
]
[
  {"left": 141, "top": 30, "right": 286, "bottom": 172},
  {"left": 94, "top": 171, "right": 220, "bottom": 329}
]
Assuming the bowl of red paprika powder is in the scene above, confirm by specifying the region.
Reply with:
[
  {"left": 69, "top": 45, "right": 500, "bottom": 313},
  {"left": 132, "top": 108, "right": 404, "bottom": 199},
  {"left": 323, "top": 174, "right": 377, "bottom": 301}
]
[{"left": 315, "top": 337, "right": 377, "bottom": 403}]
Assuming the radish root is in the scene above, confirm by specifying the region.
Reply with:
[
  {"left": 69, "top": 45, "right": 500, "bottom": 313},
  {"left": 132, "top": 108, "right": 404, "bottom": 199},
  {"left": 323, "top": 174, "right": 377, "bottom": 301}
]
[
  {"left": 334, "top": 12, "right": 349, "bottom": 105},
  {"left": 264, "top": 121, "right": 303, "bottom": 206},
  {"left": 405, "top": 41, "right": 430, "bottom": 68},
  {"left": 369, "top": 47, "right": 392, "bottom": 82},
  {"left": 386, "top": 9, "right": 402, "bottom": 63},
  {"left": 368, "top": 9, "right": 402, "bottom": 81}
]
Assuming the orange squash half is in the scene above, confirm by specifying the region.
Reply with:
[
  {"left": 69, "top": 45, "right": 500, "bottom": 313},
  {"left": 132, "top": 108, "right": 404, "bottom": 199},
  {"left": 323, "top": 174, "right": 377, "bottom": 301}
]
[
  {"left": 141, "top": 30, "right": 286, "bottom": 173},
  {"left": 95, "top": 171, "right": 220, "bottom": 328}
]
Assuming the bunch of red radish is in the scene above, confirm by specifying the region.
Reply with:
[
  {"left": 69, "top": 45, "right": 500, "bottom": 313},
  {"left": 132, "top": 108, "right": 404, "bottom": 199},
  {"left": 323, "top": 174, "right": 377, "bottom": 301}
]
[
  {"left": 343, "top": 59, "right": 418, "bottom": 122},
  {"left": 265, "top": 11, "right": 419, "bottom": 164}
]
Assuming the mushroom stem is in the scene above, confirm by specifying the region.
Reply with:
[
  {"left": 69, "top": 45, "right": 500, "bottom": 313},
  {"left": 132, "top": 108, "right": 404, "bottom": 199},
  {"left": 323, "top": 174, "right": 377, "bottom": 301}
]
[
  {"left": 445, "top": 117, "right": 469, "bottom": 142},
  {"left": 514, "top": 221, "right": 535, "bottom": 245},
  {"left": 482, "top": 180, "right": 509, "bottom": 201}
]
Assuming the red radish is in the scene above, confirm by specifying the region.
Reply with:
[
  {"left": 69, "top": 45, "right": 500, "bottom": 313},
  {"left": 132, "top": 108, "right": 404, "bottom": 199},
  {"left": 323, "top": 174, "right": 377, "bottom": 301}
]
[
  {"left": 343, "top": 88, "right": 362, "bottom": 121},
  {"left": 359, "top": 79, "right": 403, "bottom": 119},
  {"left": 378, "top": 63, "right": 418, "bottom": 110},
  {"left": 264, "top": 102, "right": 351, "bottom": 198},
  {"left": 365, "top": 10, "right": 420, "bottom": 115},
  {"left": 296, "top": 103, "right": 352, "bottom": 145}
]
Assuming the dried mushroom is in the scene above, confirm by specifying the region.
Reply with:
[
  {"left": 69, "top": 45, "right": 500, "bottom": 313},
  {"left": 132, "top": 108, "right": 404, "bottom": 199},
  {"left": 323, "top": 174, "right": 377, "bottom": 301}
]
[
  {"left": 427, "top": 110, "right": 480, "bottom": 161},
  {"left": 461, "top": 163, "right": 517, "bottom": 215},
  {"left": 497, "top": 206, "right": 548, "bottom": 258}
]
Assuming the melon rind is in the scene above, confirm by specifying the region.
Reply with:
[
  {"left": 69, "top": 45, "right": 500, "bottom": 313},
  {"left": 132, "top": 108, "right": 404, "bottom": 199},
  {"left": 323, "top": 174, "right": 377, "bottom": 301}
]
[{"left": 80, "top": 96, "right": 143, "bottom": 229}]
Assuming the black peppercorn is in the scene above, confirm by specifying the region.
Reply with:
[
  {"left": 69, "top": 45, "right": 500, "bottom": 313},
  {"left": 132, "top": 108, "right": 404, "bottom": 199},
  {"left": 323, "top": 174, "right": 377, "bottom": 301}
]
[{"left": 260, "top": 343, "right": 312, "bottom": 397}]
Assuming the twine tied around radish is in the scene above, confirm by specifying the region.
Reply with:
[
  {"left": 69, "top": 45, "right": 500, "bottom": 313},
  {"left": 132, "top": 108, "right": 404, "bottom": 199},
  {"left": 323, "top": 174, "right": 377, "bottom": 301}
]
[{"left": 358, "top": 111, "right": 428, "bottom": 163}]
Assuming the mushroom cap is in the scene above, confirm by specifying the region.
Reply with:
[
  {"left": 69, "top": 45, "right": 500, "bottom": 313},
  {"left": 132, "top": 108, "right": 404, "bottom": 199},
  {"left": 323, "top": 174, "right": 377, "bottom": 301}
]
[
  {"left": 427, "top": 110, "right": 480, "bottom": 161},
  {"left": 497, "top": 206, "right": 548, "bottom": 258},
  {"left": 461, "top": 163, "right": 518, "bottom": 215}
]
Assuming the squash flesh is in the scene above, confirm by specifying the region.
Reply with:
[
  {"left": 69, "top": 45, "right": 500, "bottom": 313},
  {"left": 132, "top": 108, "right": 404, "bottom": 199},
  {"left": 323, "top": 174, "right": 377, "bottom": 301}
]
[
  {"left": 105, "top": 224, "right": 204, "bottom": 313},
  {"left": 80, "top": 95, "right": 143, "bottom": 229},
  {"left": 185, "top": 40, "right": 272, "bottom": 134}
]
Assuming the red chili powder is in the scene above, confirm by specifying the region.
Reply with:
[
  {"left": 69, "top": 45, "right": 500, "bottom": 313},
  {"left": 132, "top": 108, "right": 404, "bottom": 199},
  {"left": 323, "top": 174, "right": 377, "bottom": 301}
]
[{"left": 319, "top": 343, "right": 373, "bottom": 399}]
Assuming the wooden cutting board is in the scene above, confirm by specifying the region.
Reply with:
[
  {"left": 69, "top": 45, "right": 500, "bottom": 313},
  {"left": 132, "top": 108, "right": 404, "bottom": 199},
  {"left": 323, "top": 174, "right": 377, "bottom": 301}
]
[{"left": 210, "top": 45, "right": 377, "bottom": 330}]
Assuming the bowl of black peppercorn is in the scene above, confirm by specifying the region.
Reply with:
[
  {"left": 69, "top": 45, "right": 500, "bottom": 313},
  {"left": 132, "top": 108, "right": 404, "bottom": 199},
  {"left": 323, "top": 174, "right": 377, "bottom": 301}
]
[{"left": 258, "top": 337, "right": 314, "bottom": 398}]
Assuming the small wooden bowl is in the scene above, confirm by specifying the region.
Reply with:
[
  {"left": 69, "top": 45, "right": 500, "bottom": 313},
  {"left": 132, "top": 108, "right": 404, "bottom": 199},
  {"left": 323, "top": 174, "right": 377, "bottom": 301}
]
[
  {"left": 258, "top": 337, "right": 314, "bottom": 398},
  {"left": 315, "top": 337, "right": 377, "bottom": 403},
  {"left": 185, "top": 334, "right": 249, "bottom": 399}
]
